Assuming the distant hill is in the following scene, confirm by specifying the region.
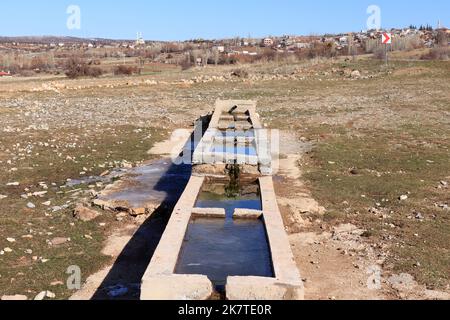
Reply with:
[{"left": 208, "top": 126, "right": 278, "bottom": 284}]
[{"left": 0, "top": 36, "right": 130, "bottom": 44}]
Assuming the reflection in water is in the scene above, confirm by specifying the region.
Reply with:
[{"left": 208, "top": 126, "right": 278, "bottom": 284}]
[{"left": 175, "top": 183, "right": 274, "bottom": 292}]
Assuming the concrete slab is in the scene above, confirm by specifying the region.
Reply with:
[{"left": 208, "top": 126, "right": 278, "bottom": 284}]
[
  {"left": 192, "top": 208, "right": 227, "bottom": 218},
  {"left": 141, "top": 275, "right": 213, "bottom": 300},
  {"left": 226, "top": 276, "right": 304, "bottom": 300},
  {"left": 233, "top": 209, "right": 263, "bottom": 219}
]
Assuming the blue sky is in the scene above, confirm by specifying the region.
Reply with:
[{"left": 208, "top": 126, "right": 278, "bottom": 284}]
[{"left": 0, "top": 0, "right": 448, "bottom": 40}]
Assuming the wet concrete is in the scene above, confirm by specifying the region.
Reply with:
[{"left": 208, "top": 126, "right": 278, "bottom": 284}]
[{"left": 95, "top": 159, "right": 192, "bottom": 209}]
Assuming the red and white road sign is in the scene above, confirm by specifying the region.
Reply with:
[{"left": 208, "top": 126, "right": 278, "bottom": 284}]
[{"left": 382, "top": 32, "right": 392, "bottom": 44}]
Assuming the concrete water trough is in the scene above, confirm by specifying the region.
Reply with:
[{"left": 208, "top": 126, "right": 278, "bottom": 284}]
[
  {"left": 192, "top": 100, "right": 272, "bottom": 174},
  {"left": 140, "top": 100, "right": 304, "bottom": 300},
  {"left": 140, "top": 176, "right": 304, "bottom": 300}
]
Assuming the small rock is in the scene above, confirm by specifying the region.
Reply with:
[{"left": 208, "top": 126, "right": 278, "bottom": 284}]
[
  {"left": 27, "top": 202, "right": 36, "bottom": 209},
  {"left": 399, "top": 195, "right": 408, "bottom": 201},
  {"left": 414, "top": 212, "right": 424, "bottom": 220},
  {"left": 0, "top": 195, "right": 7, "bottom": 200},
  {"left": 34, "top": 291, "right": 46, "bottom": 300},
  {"left": 6, "top": 237, "right": 16, "bottom": 243},
  {"left": 73, "top": 204, "right": 100, "bottom": 222},
  {"left": 6, "top": 182, "right": 19, "bottom": 186},
  {"left": 33, "top": 291, "right": 55, "bottom": 300},
  {"left": 130, "top": 207, "right": 147, "bottom": 217},
  {"left": 50, "top": 237, "right": 69, "bottom": 246},
  {"left": 3, "top": 247, "right": 13, "bottom": 253},
  {"left": 116, "top": 212, "right": 127, "bottom": 221},
  {"left": 42, "top": 201, "right": 51, "bottom": 206},
  {"left": 351, "top": 70, "right": 361, "bottom": 78},
  {"left": 1, "top": 295, "right": 28, "bottom": 301},
  {"left": 440, "top": 181, "right": 448, "bottom": 187},
  {"left": 32, "top": 191, "right": 48, "bottom": 197}
]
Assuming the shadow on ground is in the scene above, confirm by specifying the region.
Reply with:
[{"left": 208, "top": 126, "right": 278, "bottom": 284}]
[{"left": 90, "top": 115, "right": 210, "bottom": 300}]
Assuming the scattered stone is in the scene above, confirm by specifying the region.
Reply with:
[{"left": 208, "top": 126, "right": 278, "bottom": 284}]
[
  {"left": 399, "top": 195, "right": 408, "bottom": 201},
  {"left": 3, "top": 247, "right": 13, "bottom": 253},
  {"left": 100, "top": 170, "right": 110, "bottom": 177},
  {"left": 6, "top": 238, "right": 16, "bottom": 243},
  {"left": 6, "top": 182, "right": 19, "bottom": 186},
  {"left": 50, "top": 237, "right": 70, "bottom": 246},
  {"left": 32, "top": 191, "right": 48, "bottom": 197},
  {"left": 388, "top": 273, "right": 417, "bottom": 291},
  {"left": 33, "top": 290, "right": 55, "bottom": 300},
  {"left": 27, "top": 202, "right": 36, "bottom": 209},
  {"left": 0, "top": 195, "right": 7, "bottom": 200},
  {"left": 42, "top": 201, "right": 51, "bottom": 206},
  {"left": 129, "top": 207, "right": 148, "bottom": 217},
  {"left": 1, "top": 295, "right": 28, "bottom": 301},
  {"left": 50, "top": 281, "right": 64, "bottom": 286},
  {"left": 414, "top": 212, "right": 424, "bottom": 220},
  {"left": 350, "top": 70, "right": 361, "bottom": 78},
  {"left": 116, "top": 212, "right": 127, "bottom": 221},
  {"left": 73, "top": 204, "right": 100, "bottom": 222},
  {"left": 440, "top": 181, "right": 448, "bottom": 187}
]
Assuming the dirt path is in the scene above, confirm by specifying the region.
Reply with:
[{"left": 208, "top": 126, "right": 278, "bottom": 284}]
[{"left": 274, "top": 131, "right": 390, "bottom": 300}]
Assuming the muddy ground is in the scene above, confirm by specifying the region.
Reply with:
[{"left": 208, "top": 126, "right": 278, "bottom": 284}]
[{"left": 0, "top": 56, "right": 449, "bottom": 300}]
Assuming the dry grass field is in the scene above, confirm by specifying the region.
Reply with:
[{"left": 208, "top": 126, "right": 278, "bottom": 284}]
[{"left": 0, "top": 54, "right": 449, "bottom": 299}]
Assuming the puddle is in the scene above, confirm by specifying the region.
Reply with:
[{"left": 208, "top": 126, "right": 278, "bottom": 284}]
[
  {"left": 175, "top": 181, "right": 273, "bottom": 291},
  {"left": 95, "top": 159, "right": 192, "bottom": 208},
  {"left": 66, "top": 169, "right": 126, "bottom": 188}
]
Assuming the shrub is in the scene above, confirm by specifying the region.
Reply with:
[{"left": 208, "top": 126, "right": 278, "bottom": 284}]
[
  {"left": 421, "top": 47, "right": 450, "bottom": 60},
  {"left": 231, "top": 69, "right": 249, "bottom": 78},
  {"left": 65, "top": 56, "right": 89, "bottom": 79},
  {"left": 180, "top": 60, "right": 193, "bottom": 71},
  {"left": 85, "top": 66, "right": 104, "bottom": 77},
  {"left": 113, "top": 65, "right": 140, "bottom": 75},
  {"left": 373, "top": 48, "right": 387, "bottom": 60},
  {"left": 65, "top": 56, "right": 104, "bottom": 78}
]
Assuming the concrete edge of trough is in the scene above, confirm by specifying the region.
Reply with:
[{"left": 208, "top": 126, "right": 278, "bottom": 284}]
[
  {"left": 226, "top": 276, "right": 304, "bottom": 300},
  {"left": 233, "top": 208, "right": 263, "bottom": 219},
  {"left": 192, "top": 207, "right": 227, "bottom": 218},
  {"left": 141, "top": 176, "right": 208, "bottom": 300},
  {"left": 141, "top": 274, "right": 213, "bottom": 300},
  {"left": 258, "top": 176, "right": 305, "bottom": 292}
]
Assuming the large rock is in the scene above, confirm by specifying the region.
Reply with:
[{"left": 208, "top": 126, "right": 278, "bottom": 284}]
[{"left": 73, "top": 204, "right": 100, "bottom": 222}]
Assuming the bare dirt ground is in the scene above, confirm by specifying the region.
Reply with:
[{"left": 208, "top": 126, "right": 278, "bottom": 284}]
[{"left": 1, "top": 56, "right": 449, "bottom": 300}]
